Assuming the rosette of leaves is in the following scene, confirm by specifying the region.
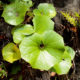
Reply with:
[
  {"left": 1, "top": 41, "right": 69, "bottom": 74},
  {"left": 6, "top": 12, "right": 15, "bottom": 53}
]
[
  {"left": 19, "top": 30, "right": 75, "bottom": 73},
  {"left": 2, "top": 2, "right": 75, "bottom": 75},
  {"left": 2, "top": 43, "right": 21, "bottom": 63},
  {"left": 2, "top": 0, "right": 32, "bottom": 25},
  {"left": 12, "top": 24, "right": 34, "bottom": 44},
  {"left": 19, "top": 31, "right": 65, "bottom": 70}
]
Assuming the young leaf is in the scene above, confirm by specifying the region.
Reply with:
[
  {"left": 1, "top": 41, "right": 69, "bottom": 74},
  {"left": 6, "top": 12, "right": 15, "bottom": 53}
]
[
  {"left": 33, "top": 15, "right": 54, "bottom": 34},
  {"left": 2, "top": 0, "right": 32, "bottom": 25},
  {"left": 12, "top": 24, "right": 34, "bottom": 44},
  {"left": 2, "top": 43, "right": 21, "bottom": 63},
  {"left": 19, "top": 31, "right": 65, "bottom": 70},
  {"left": 33, "top": 3, "right": 56, "bottom": 18}
]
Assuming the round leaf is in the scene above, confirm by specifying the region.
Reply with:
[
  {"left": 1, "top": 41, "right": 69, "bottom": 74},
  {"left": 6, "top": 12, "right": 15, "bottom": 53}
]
[
  {"left": 2, "top": 43, "right": 21, "bottom": 63},
  {"left": 12, "top": 24, "right": 34, "bottom": 44},
  {"left": 2, "top": 0, "right": 32, "bottom": 25},
  {"left": 33, "top": 3, "right": 56, "bottom": 18},
  {"left": 19, "top": 31, "right": 65, "bottom": 70}
]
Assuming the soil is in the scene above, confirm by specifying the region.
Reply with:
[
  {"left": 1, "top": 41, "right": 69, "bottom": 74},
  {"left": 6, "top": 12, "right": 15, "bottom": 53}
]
[{"left": 0, "top": 0, "right": 80, "bottom": 80}]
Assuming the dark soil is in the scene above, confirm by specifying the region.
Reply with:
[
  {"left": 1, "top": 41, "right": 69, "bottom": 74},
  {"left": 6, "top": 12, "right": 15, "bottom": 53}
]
[{"left": 0, "top": 0, "right": 80, "bottom": 80}]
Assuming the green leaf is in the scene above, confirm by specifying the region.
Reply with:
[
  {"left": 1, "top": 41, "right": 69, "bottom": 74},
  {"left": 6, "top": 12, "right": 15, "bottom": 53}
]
[
  {"left": 2, "top": 43, "right": 21, "bottom": 63},
  {"left": 11, "top": 25, "right": 22, "bottom": 35},
  {"left": 16, "top": 24, "right": 34, "bottom": 35},
  {"left": 12, "top": 24, "right": 34, "bottom": 44},
  {"left": 52, "top": 46, "right": 75, "bottom": 75},
  {"left": 33, "top": 3, "right": 56, "bottom": 18},
  {"left": 13, "top": 32, "right": 25, "bottom": 44},
  {"left": 64, "top": 46, "right": 75, "bottom": 60},
  {"left": 21, "top": 0, "right": 32, "bottom": 7},
  {"left": 19, "top": 31, "right": 65, "bottom": 70},
  {"left": 2, "top": 0, "right": 32, "bottom": 25},
  {"left": 33, "top": 15, "right": 54, "bottom": 34},
  {"left": 53, "top": 60, "right": 72, "bottom": 75},
  {"left": 8, "top": 0, "right": 32, "bottom": 7}
]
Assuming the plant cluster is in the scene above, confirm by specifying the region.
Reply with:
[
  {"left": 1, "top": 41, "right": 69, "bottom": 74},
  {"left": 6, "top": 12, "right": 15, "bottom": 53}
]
[{"left": 1, "top": 0, "right": 75, "bottom": 75}]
